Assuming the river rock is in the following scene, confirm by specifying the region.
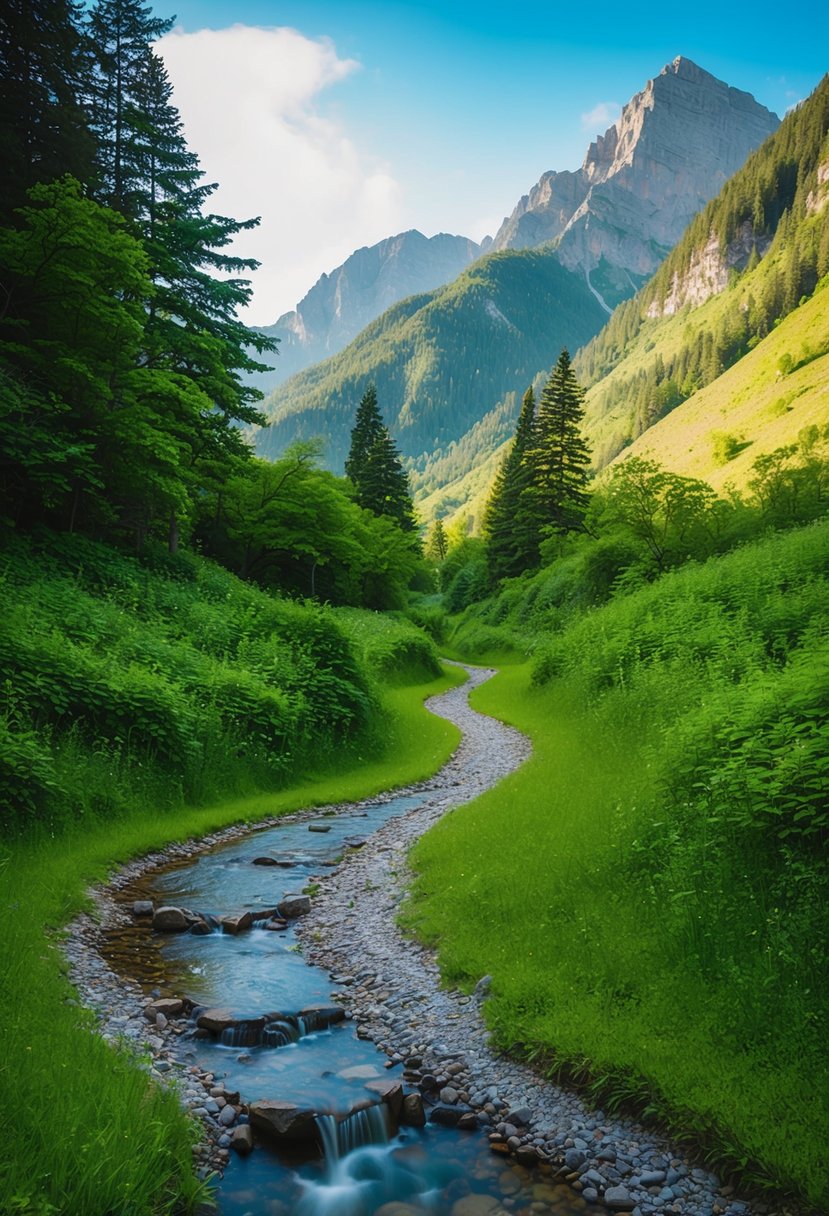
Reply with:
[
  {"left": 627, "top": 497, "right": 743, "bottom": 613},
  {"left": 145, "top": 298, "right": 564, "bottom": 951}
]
[
  {"left": 429, "top": 1103, "right": 468, "bottom": 1127},
  {"left": 364, "top": 1079, "right": 403, "bottom": 1123},
  {"left": 221, "top": 912, "right": 253, "bottom": 935},
  {"left": 263, "top": 918, "right": 288, "bottom": 931},
  {"left": 451, "top": 1197, "right": 502, "bottom": 1216},
  {"left": 218, "top": 1104, "right": 236, "bottom": 1127},
  {"left": 132, "top": 900, "right": 153, "bottom": 917},
  {"left": 400, "top": 1092, "right": 426, "bottom": 1126},
  {"left": 252, "top": 856, "right": 279, "bottom": 866},
  {"left": 308, "top": 824, "right": 332, "bottom": 833},
  {"left": 152, "top": 906, "right": 190, "bottom": 932},
  {"left": 278, "top": 894, "right": 312, "bottom": 918},
  {"left": 299, "top": 1003, "right": 346, "bottom": 1029},
  {"left": 148, "top": 997, "right": 184, "bottom": 1017},
  {"left": 230, "top": 1124, "right": 254, "bottom": 1156},
  {"left": 249, "top": 1100, "right": 318, "bottom": 1149},
  {"left": 196, "top": 1008, "right": 267, "bottom": 1036},
  {"left": 604, "top": 1185, "right": 635, "bottom": 1211}
]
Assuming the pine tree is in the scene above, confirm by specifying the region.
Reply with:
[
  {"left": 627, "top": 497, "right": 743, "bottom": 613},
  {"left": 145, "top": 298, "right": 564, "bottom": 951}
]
[
  {"left": 483, "top": 385, "right": 539, "bottom": 580},
  {"left": 426, "top": 518, "right": 448, "bottom": 562},
  {"left": 345, "top": 384, "right": 415, "bottom": 531},
  {"left": 0, "top": 0, "right": 95, "bottom": 222},
  {"left": 525, "top": 350, "right": 591, "bottom": 539},
  {"left": 84, "top": 0, "right": 274, "bottom": 544}
]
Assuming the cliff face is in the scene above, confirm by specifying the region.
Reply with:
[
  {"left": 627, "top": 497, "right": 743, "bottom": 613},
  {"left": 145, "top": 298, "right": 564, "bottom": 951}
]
[
  {"left": 491, "top": 58, "right": 779, "bottom": 308},
  {"left": 257, "top": 231, "right": 481, "bottom": 391}
]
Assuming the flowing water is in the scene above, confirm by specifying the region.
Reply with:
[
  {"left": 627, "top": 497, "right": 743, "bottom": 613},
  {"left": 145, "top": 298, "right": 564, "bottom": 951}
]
[{"left": 104, "top": 793, "right": 587, "bottom": 1216}]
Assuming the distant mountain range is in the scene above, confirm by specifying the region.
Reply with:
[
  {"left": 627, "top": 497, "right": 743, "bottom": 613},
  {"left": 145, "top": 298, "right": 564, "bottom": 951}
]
[
  {"left": 254, "top": 231, "right": 481, "bottom": 393},
  {"left": 253, "top": 57, "right": 787, "bottom": 520}
]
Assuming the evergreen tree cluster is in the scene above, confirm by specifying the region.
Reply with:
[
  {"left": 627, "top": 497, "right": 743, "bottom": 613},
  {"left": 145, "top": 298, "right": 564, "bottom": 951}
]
[
  {"left": 484, "top": 350, "right": 591, "bottom": 581},
  {"left": 0, "top": 0, "right": 274, "bottom": 546}
]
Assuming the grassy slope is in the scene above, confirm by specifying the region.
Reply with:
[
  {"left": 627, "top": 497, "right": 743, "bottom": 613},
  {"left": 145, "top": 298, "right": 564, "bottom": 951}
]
[
  {"left": 608, "top": 282, "right": 829, "bottom": 488},
  {"left": 585, "top": 276, "right": 829, "bottom": 487},
  {"left": 405, "top": 523, "right": 829, "bottom": 1206},
  {"left": 0, "top": 530, "right": 465, "bottom": 1216}
]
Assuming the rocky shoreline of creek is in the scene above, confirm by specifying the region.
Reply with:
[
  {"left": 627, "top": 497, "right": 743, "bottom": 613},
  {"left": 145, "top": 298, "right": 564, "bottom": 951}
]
[{"left": 61, "top": 666, "right": 801, "bottom": 1216}]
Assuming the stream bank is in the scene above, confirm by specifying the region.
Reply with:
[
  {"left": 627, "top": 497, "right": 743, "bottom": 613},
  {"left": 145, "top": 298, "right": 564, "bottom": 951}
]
[{"left": 62, "top": 665, "right": 778, "bottom": 1216}]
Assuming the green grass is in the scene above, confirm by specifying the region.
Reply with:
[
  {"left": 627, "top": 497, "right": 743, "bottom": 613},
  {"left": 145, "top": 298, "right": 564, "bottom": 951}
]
[
  {"left": 0, "top": 663, "right": 463, "bottom": 1216},
  {"left": 405, "top": 523, "right": 829, "bottom": 1206}
]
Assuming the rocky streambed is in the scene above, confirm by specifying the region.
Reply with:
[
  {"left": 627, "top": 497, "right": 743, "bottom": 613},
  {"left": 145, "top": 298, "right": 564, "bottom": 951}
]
[{"left": 63, "top": 665, "right": 792, "bottom": 1216}]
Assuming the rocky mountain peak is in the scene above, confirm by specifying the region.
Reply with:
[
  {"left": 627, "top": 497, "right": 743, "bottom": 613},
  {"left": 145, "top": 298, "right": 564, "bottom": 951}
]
[{"left": 491, "top": 59, "right": 779, "bottom": 309}]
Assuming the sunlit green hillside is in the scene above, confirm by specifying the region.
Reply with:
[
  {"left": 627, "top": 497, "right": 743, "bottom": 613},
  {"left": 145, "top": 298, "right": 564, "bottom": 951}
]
[{"left": 602, "top": 278, "right": 829, "bottom": 487}]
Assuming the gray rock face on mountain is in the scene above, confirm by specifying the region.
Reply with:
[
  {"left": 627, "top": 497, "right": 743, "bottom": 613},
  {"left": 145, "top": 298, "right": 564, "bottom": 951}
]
[
  {"left": 257, "top": 230, "right": 481, "bottom": 391},
  {"left": 491, "top": 57, "right": 779, "bottom": 309}
]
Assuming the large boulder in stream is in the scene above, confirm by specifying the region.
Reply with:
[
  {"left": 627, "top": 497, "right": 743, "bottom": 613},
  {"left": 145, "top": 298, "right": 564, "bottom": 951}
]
[
  {"left": 278, "top": 893, "right": 312, "bottom": 918},
  {"left": 364, "top": 1079, "right": 404, "bottom": 1125},
  {"left": 221, "top": 912, "right": 253, "bottom": 935},
  {"left": 249, "top": 1100, "right": 319, "bottom": 1149},
  {"left": 298, "top": 1003, "right": 346, "bottom": 1030},
  {"left": 152, "top": 906, "right": 190, "bottom": 932},
  {"left": 196, "top": 1008, "right": 269, "bottom": 1036}
]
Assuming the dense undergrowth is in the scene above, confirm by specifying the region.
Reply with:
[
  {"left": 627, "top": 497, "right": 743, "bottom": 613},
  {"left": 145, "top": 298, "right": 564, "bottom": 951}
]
[
  {"left": 0, "top": 531, "right": 458, "bottom": 1216},
  {"left": 0, "top": 532, "right": 444, "bottom": 833},
  {"left": 406, "top": 519, "right": 829, "bottom": 1205}
]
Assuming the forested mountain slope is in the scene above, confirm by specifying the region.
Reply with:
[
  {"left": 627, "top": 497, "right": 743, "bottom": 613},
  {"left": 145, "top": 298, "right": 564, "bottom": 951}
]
[
  {"left": 253, "top": 230, "right": 482, "bottom": 393},
  {"left": 255, "top": 247, "right": 607, "bottom": 469}
]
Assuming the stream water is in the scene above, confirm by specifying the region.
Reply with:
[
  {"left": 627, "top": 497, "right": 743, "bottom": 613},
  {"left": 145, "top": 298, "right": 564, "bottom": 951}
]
[{"left": 103, "top": 793, "right": 588, "bottom": 1216}]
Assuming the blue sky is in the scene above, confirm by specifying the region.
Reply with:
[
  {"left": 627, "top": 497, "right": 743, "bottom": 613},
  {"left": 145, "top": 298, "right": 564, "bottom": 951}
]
[{"left": 153, "top": 1, "right": 828, "bottom": 323}]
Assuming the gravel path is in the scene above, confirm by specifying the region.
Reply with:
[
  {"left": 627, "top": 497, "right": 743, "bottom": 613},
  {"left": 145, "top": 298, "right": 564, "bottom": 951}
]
[{"left": 62, "top": 663, "right": 798, "bottom": 1216}]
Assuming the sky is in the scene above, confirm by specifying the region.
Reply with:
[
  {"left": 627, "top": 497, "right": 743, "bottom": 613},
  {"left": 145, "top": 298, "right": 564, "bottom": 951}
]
[{"left": 153, "top": 0, "right": 829, "bottom": 325}]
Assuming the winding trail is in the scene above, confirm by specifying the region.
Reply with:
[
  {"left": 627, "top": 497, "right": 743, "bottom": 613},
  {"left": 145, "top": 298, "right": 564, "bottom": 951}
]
[{"left": 63, "top": 663, "right": 783, "bottom": 1216}]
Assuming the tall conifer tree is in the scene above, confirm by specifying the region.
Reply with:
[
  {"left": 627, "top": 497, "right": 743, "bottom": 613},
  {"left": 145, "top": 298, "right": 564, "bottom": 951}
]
[
  {"left": 345, "top": 383, "right": 415, "bottom": 531},
  {"left": 483, "top": 385, "right": 539, "bottom": 580},
  {"left": 0, "top": 0, "right": 94, "bottom": 222},
  {"left": 525, "top": 349, "right": 591, "bottom": 539}
]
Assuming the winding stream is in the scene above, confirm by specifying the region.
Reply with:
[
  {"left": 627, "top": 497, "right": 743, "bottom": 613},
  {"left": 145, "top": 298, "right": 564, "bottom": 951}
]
[
  {"left": 83, "top": 667, "right": 748, "bottom": 1216},
  {"left": 96, "top": 668, "right": 590, "bottom": 1215}
]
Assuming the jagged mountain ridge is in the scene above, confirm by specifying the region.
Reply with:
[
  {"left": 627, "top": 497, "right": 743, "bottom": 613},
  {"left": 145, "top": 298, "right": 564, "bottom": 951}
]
[
  {"left": 255, "top": 230, "right": 481, "bottom": 392},
  {"left": 491, "top": 57, "right": 779, "bottom": 310}
]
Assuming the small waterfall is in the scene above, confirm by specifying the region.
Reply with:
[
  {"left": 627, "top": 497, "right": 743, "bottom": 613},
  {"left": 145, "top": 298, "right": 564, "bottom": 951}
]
[
  {"left": 315, "top": 1104, "right": 389, "bottom": 1163},
  {"left": 214, "top": 1011, "right": 337, "bottom": 1049}
]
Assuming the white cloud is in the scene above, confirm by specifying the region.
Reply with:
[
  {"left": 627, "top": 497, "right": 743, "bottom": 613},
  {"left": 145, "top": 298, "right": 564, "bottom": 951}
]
[
  {"left": 157, "top": 25, "right": 405, "bottom": 323},
  {"left": 580, "top": 100, "right": 621, "bottom": 133}
]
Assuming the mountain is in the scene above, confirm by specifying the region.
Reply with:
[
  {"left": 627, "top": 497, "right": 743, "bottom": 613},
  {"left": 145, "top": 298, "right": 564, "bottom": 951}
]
[
  {"left": 255, "top": 59, "right": 783, "bottom": 516},
  {"left": 424, "top": 74, "right": 829, "bottom": 528},
  {"left": 254, "top": 248, "right": 607, "bottom": 469},
  {"left": 491, "top": 57, "right": 779, "bottom": 311},
  {"left": 253, "top": 230, "right": 481, "bottom": 393},
  {"left": 575, "top": 72, "right": 829, "bottom": 474}
]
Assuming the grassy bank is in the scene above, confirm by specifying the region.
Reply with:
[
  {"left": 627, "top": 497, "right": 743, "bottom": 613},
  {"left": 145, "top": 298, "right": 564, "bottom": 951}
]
[
  {"left": 405, "top": 521, "right": 829, "bottom": 1206},
  {"left": 0, "top": 532, "right": 463, "bottom": 1216},
  {"left": 0, "top": 666, "right": 463, "bottom": 1216}
]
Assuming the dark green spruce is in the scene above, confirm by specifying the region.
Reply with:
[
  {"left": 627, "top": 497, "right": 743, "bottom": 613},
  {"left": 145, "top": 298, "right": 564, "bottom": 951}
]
[
  {"left": 525, "top": 350, "right": 591, "bottom": 540},
  {"left": 345, "top": 384, "right": 416, "bottom": 531}
]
